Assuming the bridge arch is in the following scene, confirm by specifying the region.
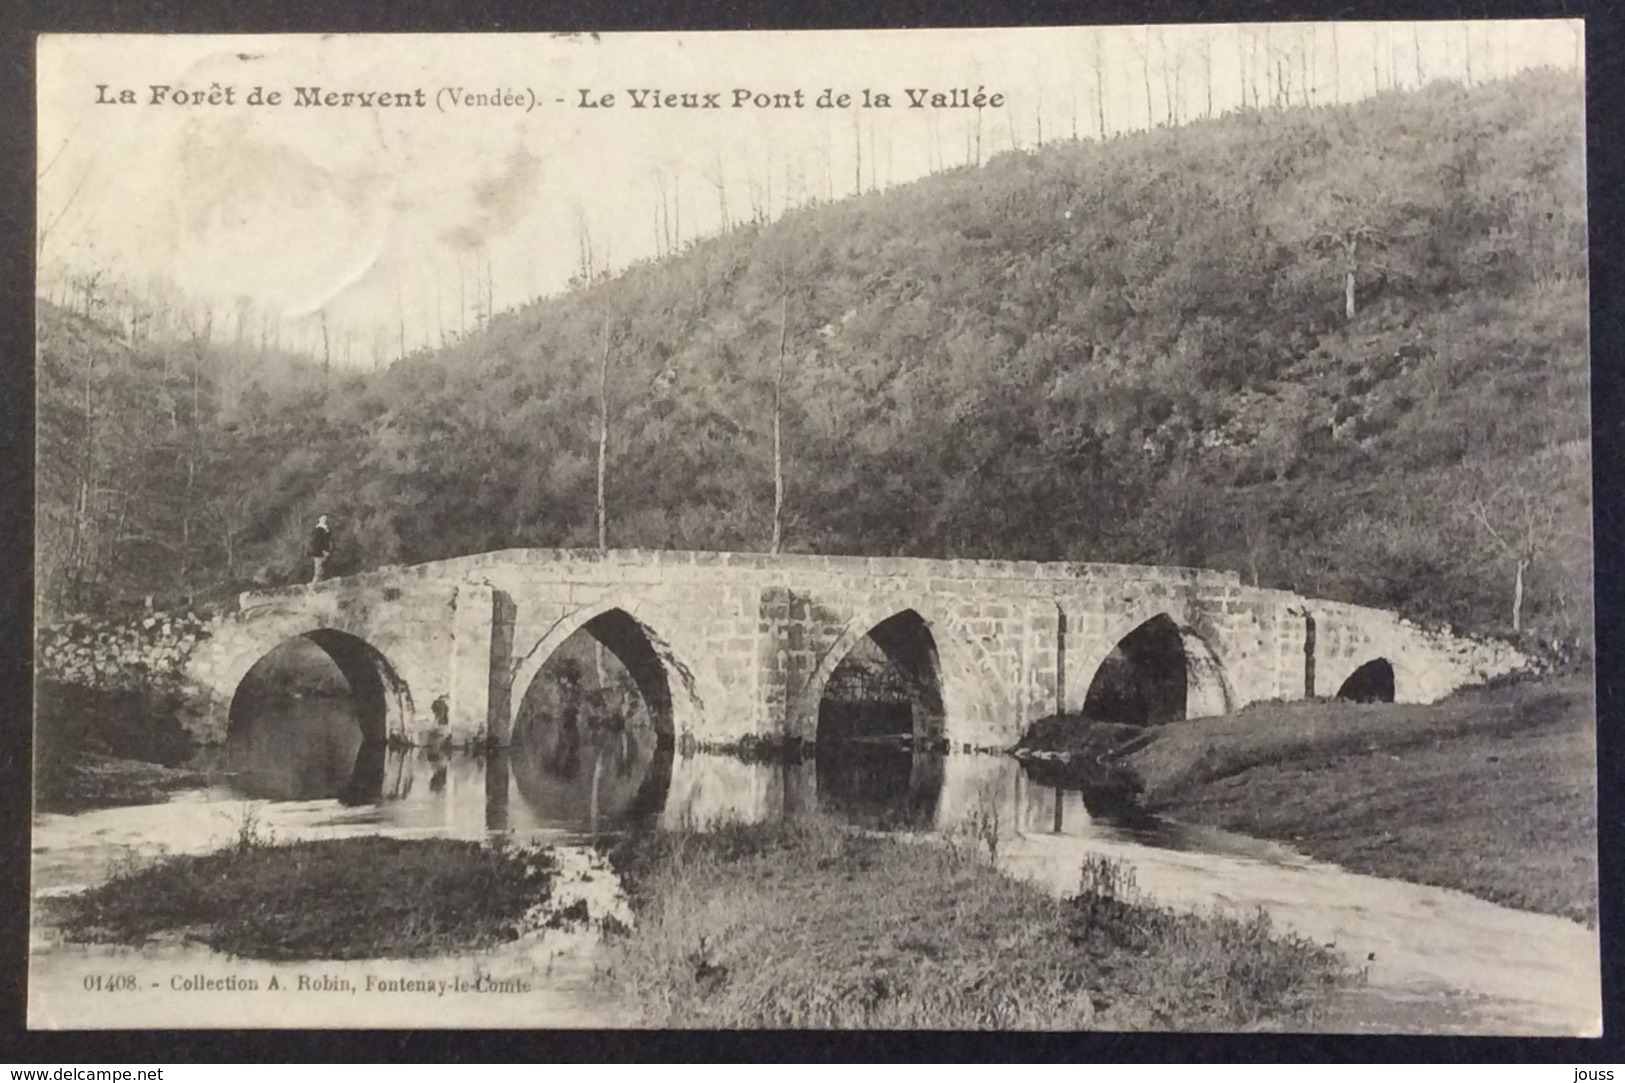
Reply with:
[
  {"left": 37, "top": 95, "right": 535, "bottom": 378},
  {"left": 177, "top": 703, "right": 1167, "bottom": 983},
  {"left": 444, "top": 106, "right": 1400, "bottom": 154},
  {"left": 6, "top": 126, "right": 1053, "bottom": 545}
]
[
  {"left": 1333, "top": 657, "right": 1397, "bottom": 703},
  {"left": 1078, "top": 611, "right": 1233, "bottom": 725},
  {"left": 507, "top": 599, "right": 701, "bottom": 739},
  {"left": 222, "top": 626, "right": 414, "bottom": 743},
  {"left": 791, "top": 601, "right": 1014, "bottom": 747}
]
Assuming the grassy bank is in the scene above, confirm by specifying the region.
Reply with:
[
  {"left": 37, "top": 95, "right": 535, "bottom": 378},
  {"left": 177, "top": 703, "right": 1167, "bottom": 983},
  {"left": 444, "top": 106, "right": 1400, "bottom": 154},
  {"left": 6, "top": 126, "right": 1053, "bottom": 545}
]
[
  {"left": 36, "top": 753, "right": 211, "bottom": 814},
  {"left": 1129, "top": 675, "right": 1597, "bottom": 924},
  {"left": 53, "top": 835, "right": 558, "bottom": 959},
  {"left": 600, "top": 818, "right": 1356, "bottom": 1030},
  {"left": 35, "top": 677, "right": 202, "bottom": 813}
]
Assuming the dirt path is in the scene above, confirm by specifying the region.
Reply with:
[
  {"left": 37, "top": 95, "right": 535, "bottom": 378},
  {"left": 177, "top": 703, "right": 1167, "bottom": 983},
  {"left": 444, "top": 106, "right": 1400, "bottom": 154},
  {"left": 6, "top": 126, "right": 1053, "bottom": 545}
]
[{"left": 997, "top": 829, "right": 1600, "bottom": 1036}]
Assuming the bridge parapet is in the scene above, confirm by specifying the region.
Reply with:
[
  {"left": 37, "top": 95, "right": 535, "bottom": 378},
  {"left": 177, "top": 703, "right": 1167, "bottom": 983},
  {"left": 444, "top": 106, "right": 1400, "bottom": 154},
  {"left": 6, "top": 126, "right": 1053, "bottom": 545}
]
[{"left": 44, "top": 548, "right": 1526, "bottom": 752}]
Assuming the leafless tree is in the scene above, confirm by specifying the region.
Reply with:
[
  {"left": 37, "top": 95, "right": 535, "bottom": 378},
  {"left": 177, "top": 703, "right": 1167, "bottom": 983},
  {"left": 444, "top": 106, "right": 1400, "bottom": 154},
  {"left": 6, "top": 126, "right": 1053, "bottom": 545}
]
[
  {"left": 1330, "top": 23, "right": 1342, "bottom": 103},
  {"left": 576, "top": 207, "right": 599, "bottom": 282},
  {"left": 1137, "top": 26, "right": 1157, "bottom": 127},
  {"left": 1200, "top": 35, "right": 1214, "bottom": 117},
  {"left": 37, "top": 140, "right": 90, "bottom": 263},
  {"left": 1160, "top": 31, "right": 1181, "bottom": 125},
  {"left": 596, "top": 317, "right": 612, "bottom": 552},
  {"left": 484, "top": 248, "right": 496, "bottom": 318},
  {"left": 853, "top": 110, "right": 864, "bottom": 196},
  {"left": 1313, "top": 209, "right": 1386, "bottom": 321},
  {"left": 868, "top": 119, "right": 879, "bottom": 190},
  {"left": 1237, "top": 27, "right": 1252, "bottom": 110},
  {"left": 1468, "top": 484, "right": 1552, "bottom": 634},
  {"left": 395, "top": 274, "right": 406, "bottom": 361},
  {"left": 1370, "top": 24, "right": 1383, "bottom": 94},
  {"left": 1090, "top": 29, "right": 1108, "bottom": 137},
  {"left": 319, "top": 308, "right": 332, "bottom": 377},
  {"left": 704, "top": 151, "right": 732, "bottom": 233}
]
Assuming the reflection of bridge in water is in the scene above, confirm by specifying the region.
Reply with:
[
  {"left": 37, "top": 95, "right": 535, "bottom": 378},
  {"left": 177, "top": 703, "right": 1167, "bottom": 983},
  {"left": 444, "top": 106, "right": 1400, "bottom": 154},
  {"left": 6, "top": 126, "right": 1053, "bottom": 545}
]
[
  {"left": 220, "top": 687, "right": 1126, "bottom": 837},
  {"left": 220, "top": 708, "right": 1122, "bottom": 841},
  {"left": 178, "top": 549, "right": 1522, "bottom": 757}
]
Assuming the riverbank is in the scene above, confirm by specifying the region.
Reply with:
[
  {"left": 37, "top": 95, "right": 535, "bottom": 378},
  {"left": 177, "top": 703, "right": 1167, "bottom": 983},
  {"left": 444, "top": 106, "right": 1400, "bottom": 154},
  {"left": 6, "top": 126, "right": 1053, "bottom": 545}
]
[
  {"left": 1127, "top": 674, "right": 1597, "bottom": 925},
  {"left": 599, "top": 817, "right": 1357, "bottom": 1030},
  {"left": 36, "top": 753, "right": 211, "bottom": 814},
  {"left": 48, "top": 834, "right": 561, "bottom": 960}
]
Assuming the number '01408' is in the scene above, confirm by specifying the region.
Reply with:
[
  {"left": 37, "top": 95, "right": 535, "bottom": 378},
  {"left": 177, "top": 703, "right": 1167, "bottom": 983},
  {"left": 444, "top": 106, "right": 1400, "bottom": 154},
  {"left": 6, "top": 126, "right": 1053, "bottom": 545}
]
[{"left": 82, "top": 973, "right": 138, "bottom": 992}]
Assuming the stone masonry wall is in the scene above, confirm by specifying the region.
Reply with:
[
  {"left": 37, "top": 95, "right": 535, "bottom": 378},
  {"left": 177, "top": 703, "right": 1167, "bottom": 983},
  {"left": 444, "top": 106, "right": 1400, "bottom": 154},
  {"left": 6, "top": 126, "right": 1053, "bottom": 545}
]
[{"left": 56, "top": 548, "right": 1528, "bottom": 751}]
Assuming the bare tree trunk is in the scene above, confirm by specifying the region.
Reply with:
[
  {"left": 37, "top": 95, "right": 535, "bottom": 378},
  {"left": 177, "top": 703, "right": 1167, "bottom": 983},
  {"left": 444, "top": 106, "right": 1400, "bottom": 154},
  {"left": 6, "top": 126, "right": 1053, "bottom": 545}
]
[
  {"left": 853, "top": 111, "right": 863, "bottom": 196},
  {"left": 1168, "top": 48, "right": 1181, "bottom": 125},
  {"left": 772, "top": 294, "right": 787, "bottom": 555},
  {"left": 1203, "top": 39, "right": 1213, "bottom": 117},
  {"left": 1513, "top": 556, "right": 1528, "bottom": 633},
  {"left": 1094, "top": 34, "right": 1108, "bottom": 137},
  {"left": 596, "top": 318, "right": 611, "bottom": 553},
  {"left": 1307, "top": 27, "right": 1317, "bottom": 103},
  {"left": 71, "top": 479, "right": 88, "bottom": 589},
  {"left": 1264, "top": 26, "right": 1277, "bottom": 106},
  {"left": 1238, "top": 29, "right": 1250, "bottom": 110},
  {"left": 320, "top": 310, "right": 331, "bottom": 379},
  {"left": 435, "top": 263, "right": 446, "bottom": 347},
  {"left": 1331, "top": 23, "right": 1341, "bottom": 102},
  {"left": 1142, "top": 27, "right": 1155, "bottom": 127},
  {"left": 711, "top": 152, "right": 731, "bottom": 233},
  {"left": 182, "top": 344, "right": 202, "bottom": 587},
  {"left": 485, "top": 251, "right": 495, "bottom": 317},
  {"left": 1343, "top": 235, "right": 1358, "bottom": 320},
  {"left": 1372, "top": 26, "right": 1381, "bottom": 93},
  {"left": 765, "top": 148, "right": 774, "bottom": 219}
]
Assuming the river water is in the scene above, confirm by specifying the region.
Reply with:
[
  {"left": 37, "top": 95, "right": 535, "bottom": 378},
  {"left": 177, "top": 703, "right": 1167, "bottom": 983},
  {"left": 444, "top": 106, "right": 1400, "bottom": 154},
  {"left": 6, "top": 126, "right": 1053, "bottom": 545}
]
[{"left": 28, "top": 696, "right": 1601, "bottom": 1034}]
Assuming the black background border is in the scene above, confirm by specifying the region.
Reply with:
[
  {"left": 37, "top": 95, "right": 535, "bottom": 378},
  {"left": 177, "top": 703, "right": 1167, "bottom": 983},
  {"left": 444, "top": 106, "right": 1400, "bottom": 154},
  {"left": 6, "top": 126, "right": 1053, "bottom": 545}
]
[{"left": 1, "top": 0, "right": 1619, "bottom": 1063}]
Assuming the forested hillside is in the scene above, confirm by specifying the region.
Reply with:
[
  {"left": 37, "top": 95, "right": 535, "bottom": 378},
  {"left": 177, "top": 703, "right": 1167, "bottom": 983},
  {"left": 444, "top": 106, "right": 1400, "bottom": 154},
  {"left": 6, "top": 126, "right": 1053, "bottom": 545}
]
[{"left": 37, "top": 69, "right": 1590, "bottom": 648}]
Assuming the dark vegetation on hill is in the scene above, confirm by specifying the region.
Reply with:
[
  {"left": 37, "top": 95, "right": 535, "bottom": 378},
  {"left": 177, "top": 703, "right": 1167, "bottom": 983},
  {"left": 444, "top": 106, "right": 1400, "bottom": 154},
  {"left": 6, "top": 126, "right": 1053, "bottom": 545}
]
[{"left": 38, "top": 70, "right": 1589, "bottom": 648}]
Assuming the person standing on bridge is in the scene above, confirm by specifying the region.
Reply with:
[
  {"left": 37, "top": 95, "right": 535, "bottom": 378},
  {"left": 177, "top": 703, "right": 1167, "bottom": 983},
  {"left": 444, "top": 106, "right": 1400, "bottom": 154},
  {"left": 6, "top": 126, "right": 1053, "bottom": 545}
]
[{"left": 310, "top": 514, "right": 333, "bottom": 584}]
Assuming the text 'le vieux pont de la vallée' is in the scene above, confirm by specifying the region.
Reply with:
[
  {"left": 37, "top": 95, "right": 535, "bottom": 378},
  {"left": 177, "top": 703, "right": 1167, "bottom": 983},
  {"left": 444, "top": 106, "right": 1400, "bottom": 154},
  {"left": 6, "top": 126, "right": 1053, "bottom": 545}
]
[{"left": 93, "top": 83, "right": 1009, "bottom": 112}]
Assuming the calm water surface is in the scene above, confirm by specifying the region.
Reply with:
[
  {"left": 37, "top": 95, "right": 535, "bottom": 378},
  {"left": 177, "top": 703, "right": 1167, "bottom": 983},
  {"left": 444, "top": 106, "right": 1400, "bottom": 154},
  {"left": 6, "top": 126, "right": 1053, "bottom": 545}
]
[{"left": 29, "top": 695, "right": 1600, "bottom": 1034}]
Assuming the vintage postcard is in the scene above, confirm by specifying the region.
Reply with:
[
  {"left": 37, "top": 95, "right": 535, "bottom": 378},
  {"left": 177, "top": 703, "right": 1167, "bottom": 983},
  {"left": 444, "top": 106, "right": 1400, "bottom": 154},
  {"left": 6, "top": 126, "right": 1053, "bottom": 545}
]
[{"left": 31, "top": 25, "right": 1597, "bottom": 1033}]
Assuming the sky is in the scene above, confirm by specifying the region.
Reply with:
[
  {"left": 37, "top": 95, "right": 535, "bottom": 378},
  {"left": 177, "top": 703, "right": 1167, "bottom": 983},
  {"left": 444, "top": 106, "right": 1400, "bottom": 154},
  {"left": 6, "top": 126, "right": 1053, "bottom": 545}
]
[{"left": 36, "top": 22, "right": 1583, "bottom": 366}]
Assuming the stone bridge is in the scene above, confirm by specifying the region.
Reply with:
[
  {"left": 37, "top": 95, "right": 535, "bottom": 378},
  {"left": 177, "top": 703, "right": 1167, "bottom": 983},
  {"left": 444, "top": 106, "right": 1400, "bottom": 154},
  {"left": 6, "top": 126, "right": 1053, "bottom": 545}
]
[{"left": 156, "top": 548, "right": 1524, "bottom": 748}]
